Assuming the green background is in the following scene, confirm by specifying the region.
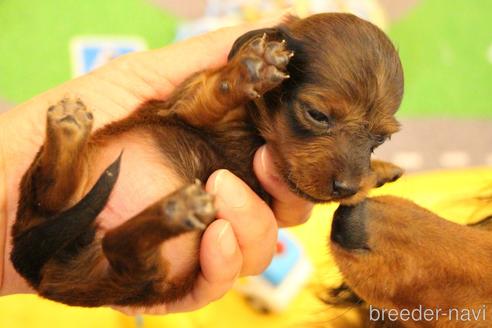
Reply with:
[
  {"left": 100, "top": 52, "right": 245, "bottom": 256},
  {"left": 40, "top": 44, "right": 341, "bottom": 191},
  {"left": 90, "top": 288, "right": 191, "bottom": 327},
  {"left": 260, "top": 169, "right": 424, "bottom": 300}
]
[
  {"left": 388, "top": 0, "right": 492, "bottom": 117},
  {"left": 0, "top": 0, "right": 490, "bottom": 117},
  {"left": 0, "top": 0, "right": 178, "bottom": 101}
]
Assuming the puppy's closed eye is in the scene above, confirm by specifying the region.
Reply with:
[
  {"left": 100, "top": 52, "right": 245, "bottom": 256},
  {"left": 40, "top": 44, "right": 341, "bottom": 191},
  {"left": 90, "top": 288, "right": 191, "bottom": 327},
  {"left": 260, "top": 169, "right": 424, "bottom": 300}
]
[
  {"left": 305, "top": 108, "right": 331, "bottom": 126},
  {"left": 299, "top": 102, "right": 333, "bottom": 132},
  {"left": 370, "top": 134, "right": 389, "bottom": 153}
]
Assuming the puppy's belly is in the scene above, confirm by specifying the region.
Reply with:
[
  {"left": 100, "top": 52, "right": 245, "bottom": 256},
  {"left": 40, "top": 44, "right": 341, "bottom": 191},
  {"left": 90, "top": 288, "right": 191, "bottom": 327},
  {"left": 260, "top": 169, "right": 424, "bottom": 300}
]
[{"left": 88, "top": 130, "right": 202, "bottom": 282}]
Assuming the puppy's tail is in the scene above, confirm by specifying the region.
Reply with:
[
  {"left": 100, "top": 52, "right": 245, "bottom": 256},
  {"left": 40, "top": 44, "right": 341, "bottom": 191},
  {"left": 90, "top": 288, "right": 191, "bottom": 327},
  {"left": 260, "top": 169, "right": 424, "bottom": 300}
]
[{"left": 11, "top": 153, "right": 122, "bottom": 286}]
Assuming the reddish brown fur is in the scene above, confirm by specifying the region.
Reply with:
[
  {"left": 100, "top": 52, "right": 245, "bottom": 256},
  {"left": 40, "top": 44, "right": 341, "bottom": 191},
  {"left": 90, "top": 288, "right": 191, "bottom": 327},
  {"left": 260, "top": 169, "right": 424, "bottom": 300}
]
[
  {"left": 330, "top": 196, "right": 492, "bottom": 327},
  {"left": 11, "top": 13, "right": 404, "bottom": 307}
]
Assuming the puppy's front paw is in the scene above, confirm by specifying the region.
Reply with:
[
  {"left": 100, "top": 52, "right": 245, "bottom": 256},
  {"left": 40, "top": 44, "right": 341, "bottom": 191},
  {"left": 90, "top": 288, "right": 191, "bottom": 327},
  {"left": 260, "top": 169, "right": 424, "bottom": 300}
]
[
  {"left": 371, "top": 160, "right": 404, "bottom": 188},
  {"left": 47, "top": 97, "right": 93, "bottom": 140},
  {"left": 239, "top": 34, "right": 294, "bottom": 99},
  {"left": 162, "top": 180, "right": 216, "bottom": 231}
]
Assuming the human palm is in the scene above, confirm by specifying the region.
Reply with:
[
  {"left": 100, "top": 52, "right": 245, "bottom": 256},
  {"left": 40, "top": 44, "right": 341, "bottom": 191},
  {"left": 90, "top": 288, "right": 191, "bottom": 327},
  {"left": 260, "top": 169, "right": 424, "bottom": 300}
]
[{"left": 0, "top": 17, "right": 313, "bottom": 314}]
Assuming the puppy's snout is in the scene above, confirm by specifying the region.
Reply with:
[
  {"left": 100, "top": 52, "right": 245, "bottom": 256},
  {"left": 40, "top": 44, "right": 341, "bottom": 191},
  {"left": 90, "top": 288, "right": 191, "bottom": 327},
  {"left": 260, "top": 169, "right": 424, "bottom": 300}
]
[
  {"left": 332, "top": 180, "right": 358, "bottom": 198},
  {"left": 331, "top": 201, "right": 369, "bottom": 250}
]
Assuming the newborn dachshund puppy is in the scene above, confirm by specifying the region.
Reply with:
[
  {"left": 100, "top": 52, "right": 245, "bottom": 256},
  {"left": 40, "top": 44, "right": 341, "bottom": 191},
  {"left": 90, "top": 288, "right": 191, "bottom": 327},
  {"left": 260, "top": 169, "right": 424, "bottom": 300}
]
[
  {"left": 11, "top": 13, "right": 404, "bottom": 307},
  {"left": 328, "top": 197, "right": 492, "bottom": 327}
]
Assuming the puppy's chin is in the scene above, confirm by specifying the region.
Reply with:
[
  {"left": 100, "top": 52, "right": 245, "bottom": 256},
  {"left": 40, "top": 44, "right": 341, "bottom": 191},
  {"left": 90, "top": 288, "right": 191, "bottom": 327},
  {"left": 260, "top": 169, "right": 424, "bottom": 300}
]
[
  {"left": 337, "top": 190, "right": 370, "bottom": 206},
  {"left": 283, "top": 174, "right": 371, "bottom": 205},
  {"left": 336, "top": 174, "right": 377, "bottom": 206},
  {"left": 283, "top": 174, "right": 333, "bottom": 203}
]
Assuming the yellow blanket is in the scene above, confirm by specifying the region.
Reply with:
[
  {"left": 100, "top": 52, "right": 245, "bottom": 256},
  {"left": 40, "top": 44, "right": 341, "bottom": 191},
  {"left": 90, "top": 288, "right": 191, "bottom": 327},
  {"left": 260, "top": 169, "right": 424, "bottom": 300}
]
[{"left": 1, "top": 167, "right": 491, "bottom": 328}]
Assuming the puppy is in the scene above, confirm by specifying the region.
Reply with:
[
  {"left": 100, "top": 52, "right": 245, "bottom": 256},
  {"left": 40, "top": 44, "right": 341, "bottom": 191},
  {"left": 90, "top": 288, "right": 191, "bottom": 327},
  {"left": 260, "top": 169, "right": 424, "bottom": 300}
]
[
  {"left": 11, "top": 13, "right": 404, "bottom": 307},
  {"left": 328, "top": 196, "right": 492, "bottom": 327}
]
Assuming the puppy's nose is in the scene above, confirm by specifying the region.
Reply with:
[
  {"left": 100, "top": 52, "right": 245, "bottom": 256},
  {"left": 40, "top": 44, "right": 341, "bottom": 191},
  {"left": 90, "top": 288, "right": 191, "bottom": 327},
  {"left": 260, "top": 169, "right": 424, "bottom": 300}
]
[
  {"left": 331, "top": 201, "right": 369, "bottom": 250},
  {"left": 332, "top": 180, "right": 358, "bottom": 198}
]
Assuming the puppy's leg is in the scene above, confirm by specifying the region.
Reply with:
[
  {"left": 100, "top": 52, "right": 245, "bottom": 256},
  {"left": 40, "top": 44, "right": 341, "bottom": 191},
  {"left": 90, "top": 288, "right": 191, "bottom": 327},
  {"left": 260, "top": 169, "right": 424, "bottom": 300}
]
[
  {"left": 371, "top": 160, "right": 404, "bottom": 188},
  {"left": 321, "top": 282, "right": 364, "bottom": 307},
  {"left": 37, "top": 181, "right": 214, "bottom": 306},
  {"left": 26, "top": 98, "right": 93, "bottom": 214},
  {"left": 12, "top": 98, "right": 121, "bottom": 286},
  {"left": 159, "top": 34, "right": 293, "bottom": 127},
  {"left": 100, "top": 181, "right": 216, "bottom": 303}
]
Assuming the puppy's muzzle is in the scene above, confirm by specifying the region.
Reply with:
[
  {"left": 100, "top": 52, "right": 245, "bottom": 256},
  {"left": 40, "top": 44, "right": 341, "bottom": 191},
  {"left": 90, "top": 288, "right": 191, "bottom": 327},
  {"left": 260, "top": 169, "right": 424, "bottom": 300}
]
[
  {"left": 332, "top": 180, "right": 358, "bottom": 198},
  {"left": 331, "top": 201, "right": 369, "bottom": 250}
]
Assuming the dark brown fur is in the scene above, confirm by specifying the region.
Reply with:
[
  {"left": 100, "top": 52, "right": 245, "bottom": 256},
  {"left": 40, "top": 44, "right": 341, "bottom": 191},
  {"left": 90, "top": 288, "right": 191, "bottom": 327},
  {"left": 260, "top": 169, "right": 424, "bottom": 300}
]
[{"left": 10, "top": 13, "right": 404, "bottom": 307}]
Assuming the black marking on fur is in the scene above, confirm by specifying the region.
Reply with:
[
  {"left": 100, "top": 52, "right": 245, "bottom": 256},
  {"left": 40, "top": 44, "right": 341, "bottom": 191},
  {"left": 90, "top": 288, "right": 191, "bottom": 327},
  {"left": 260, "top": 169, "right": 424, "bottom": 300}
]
[
  {"left": 11, "top": 153, "right": 122, "bottom": 286},
  {"left": 285, "top": 100, "right": 315, "bottom": 139}
]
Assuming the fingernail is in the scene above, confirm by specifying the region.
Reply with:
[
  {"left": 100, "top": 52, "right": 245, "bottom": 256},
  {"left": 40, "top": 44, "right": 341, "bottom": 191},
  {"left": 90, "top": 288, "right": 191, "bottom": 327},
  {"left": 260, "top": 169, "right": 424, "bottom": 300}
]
[
  {"left": 218, "top": 222, "right": 237, "bottom": 258},
  {"left": 213, "top": 170, "right": 247, "bottom": 208},
  {"left": 212, "top": 169, "right": 226, "bottom": 194},
  {"left": 259, "top": 146, "right": 280, "bottom": 181}
]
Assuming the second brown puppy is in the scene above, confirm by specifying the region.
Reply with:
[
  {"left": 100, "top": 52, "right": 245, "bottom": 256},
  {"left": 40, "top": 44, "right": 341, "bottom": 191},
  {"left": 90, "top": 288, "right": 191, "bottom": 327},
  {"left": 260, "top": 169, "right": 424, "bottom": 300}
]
[{"left": 11, "top": 13, "right": 404, "bottom": 307}]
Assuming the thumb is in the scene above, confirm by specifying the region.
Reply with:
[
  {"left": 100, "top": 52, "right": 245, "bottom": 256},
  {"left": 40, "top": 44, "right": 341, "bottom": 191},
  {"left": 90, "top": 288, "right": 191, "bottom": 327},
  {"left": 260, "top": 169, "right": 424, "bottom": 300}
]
[{"left": 253, "top": 145, "right": 313, "bottom": 227}]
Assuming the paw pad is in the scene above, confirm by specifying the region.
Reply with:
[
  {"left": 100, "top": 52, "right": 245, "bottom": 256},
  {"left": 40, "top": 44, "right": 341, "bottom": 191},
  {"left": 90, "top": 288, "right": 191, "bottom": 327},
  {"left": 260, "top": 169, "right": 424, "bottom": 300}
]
[
  {"left": 238, "top": 34, "right": 294, "bottom": 99},
  {"left": 47, "top": 97, "right": 93, "bottom": 137},
  {"left": 162, "top": 180, "right": 216, "bottom": 231}
]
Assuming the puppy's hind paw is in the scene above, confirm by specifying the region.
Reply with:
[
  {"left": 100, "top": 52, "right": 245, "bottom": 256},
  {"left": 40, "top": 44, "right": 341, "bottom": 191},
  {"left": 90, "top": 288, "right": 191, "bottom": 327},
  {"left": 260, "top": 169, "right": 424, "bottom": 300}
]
[
  {"left": 162, "top": 181, "right": 216, "bottom": 232},
  {"left": 47, "top": 97, "right": 93, "bottom": 140}
]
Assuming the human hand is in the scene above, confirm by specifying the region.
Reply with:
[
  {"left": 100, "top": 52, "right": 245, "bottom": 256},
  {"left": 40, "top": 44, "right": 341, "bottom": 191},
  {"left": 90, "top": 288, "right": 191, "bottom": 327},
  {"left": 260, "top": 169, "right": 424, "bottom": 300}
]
[{"left": 0, "top": 13, "right": 313, "bottom": 314}]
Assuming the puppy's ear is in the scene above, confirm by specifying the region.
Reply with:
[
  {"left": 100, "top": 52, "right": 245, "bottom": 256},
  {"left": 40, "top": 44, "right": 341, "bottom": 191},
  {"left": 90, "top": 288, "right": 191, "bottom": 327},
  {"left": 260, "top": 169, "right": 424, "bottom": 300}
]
[{"left": 227, "top": 28, "right": 286, "bottom": 61}]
